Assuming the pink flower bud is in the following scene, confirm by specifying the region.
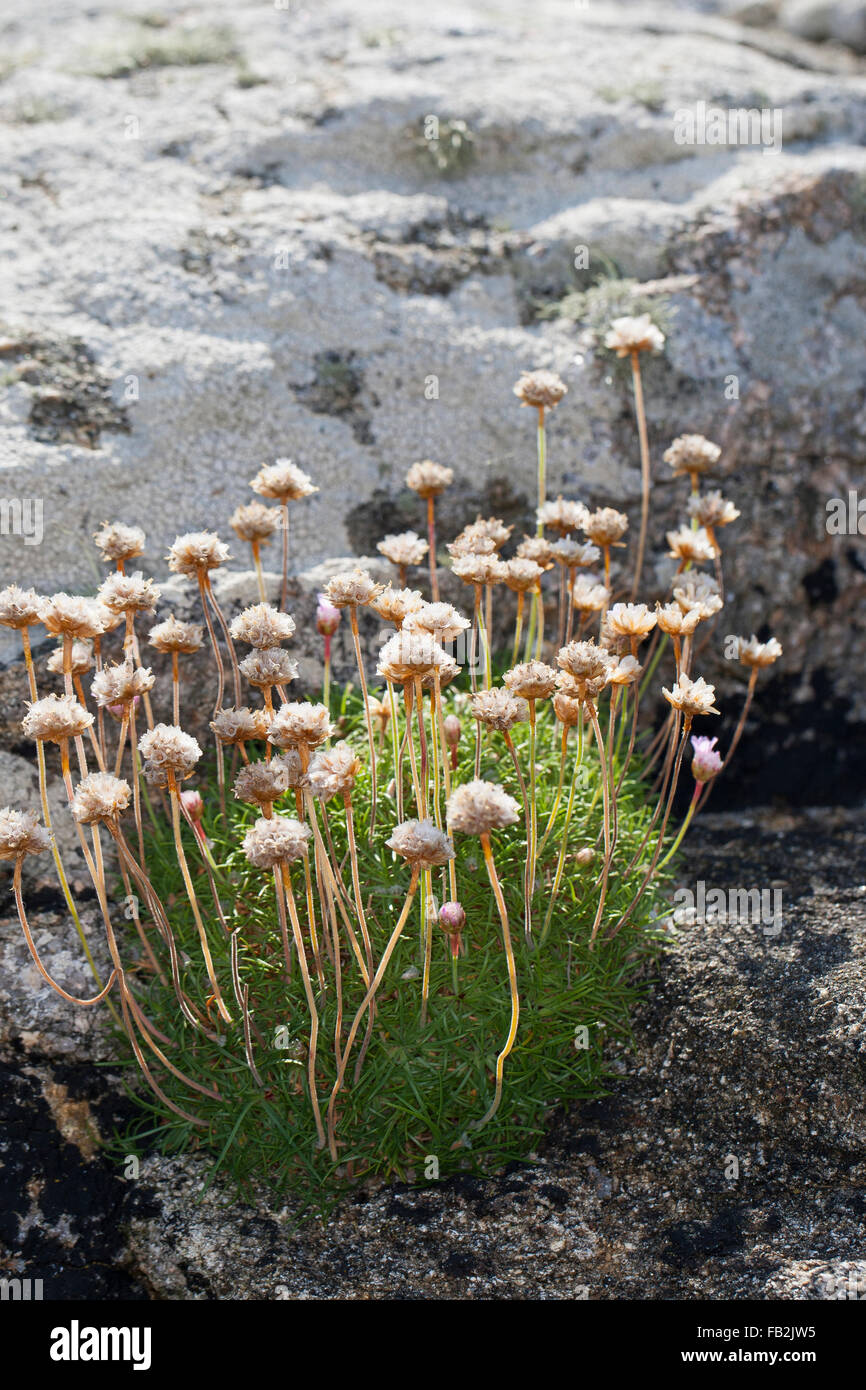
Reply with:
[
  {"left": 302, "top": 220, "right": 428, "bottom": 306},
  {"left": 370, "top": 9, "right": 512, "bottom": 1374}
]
[
  {"left": 690, "top": 734, "right": 723, "bottom": 783},
  {"left": 575, "top": 847, "right": 595, "bottom": 868},
  {"left": 180, "top": 788, "right": 204, "bottom": 821},
  {"left": 443, "top": 715, "right": 461, "bottom": 747},
  {"left": 439, "top": 900, "right": 465, "bottom": 932},
  {"left": 316, "top": 593, "right": 341, "bottom": 637}
]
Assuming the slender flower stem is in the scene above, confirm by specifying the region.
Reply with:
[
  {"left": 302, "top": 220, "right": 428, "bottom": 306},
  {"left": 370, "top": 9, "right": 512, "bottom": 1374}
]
[
  {"left": 327, "top": 866, "right": 420, "bottom": 1161},
  {"left": 474, "top": 834, "right": 519, "bottom": 1131},
  {"left": 349, "top": 607, "right": 378, "bottom": 840},
  {"left": 586, "top": 702, "right": 612, "bottom": 946},
  {"left": 21, "top": 629, "right": 104, "bottom": 992},
  {"left": 539, "top": 722, "right": 585, "bottom": 945},
  {"left": 280, "top": 502, "right": 290, "bottom": 612},
  {"left": 525, "top": 700, "right": 538, "bottom": 943},
  {"left": 658, "top": 781, "right": 700, "bottom": 869},
  {"left": 322, "top": 633, "right": 332, "bottom": 710},
  {"left": 387, "top": 679, "right": 404, "bottom": 822},
  {"left": 13, "top": 858, "right": 117, "bottom": 1006},
  {"left": 427, "top": 496, "right": 439, "bottom": 601},
  {"left": 279, "top": 861, "right": 326, "bottom": 1148},
  {"left": 536, "top": 405, "right": 546, "bottom": 531},
  {"left": 511, "top": 590, "right": 525, "bottom": 668},
  {"left": 629, "top": 348, "right": 652, "bottom": 600},
  {"left": 251, "top": 540, "right": 267, "bottom": 603},
  {"left": 167, "top": 773, "right": 231, "bottom": 1023},
  {"left": 539, "top": 721, "right": 571, "bottom": 855}
]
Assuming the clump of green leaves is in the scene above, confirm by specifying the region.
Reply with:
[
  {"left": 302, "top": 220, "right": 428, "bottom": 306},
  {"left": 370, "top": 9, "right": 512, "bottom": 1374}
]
[
  {"left": 114, "top": 682, "right": 668, "bottom": 1217},
  {"left": 538, "top": 274, "right": 674, "bottom": 348}
]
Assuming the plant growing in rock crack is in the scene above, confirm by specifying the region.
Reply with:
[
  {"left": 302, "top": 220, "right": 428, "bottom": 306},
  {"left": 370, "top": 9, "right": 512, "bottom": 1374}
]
[{"left": 0, "top": 340, "right": 782, "bottom": 1213}]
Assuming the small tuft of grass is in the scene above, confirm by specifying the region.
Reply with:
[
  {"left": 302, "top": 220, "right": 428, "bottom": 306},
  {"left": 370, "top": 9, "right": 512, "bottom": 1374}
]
[{"left": 85, "top": 23, "right": 240, "bottom": 79}]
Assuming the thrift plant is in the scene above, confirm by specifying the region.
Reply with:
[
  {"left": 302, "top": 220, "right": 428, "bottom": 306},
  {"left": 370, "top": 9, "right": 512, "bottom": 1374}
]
[{"left": 0, "top": 322, "right": 781, "bottom": 1211}]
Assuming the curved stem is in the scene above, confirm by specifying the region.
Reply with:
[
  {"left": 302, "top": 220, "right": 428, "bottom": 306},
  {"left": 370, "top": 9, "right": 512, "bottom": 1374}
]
[
  {"left": 629, "top": 349, "right": 652, "bottom": 601},
  {"left": 279, "top": 861, "right": 325, "bottom": 1148},
  {"left": 326, "top": 866, "right": 420, "bottom": 1161},
  {"left": 349, "top": 607, "right": 377, "bottom": 840},
  {"left": 474, "top": 835, "right": 519, "bottom": 1131}
]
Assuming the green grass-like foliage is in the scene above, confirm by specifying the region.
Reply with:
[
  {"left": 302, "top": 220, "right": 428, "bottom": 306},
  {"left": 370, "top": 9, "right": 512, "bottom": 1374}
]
[{"left": 117, "top": 677, "right": 668, "bottom": 1216}]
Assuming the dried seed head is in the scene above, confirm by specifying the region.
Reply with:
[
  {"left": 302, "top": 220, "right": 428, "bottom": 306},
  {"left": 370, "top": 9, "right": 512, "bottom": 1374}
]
[
  {"left": 662, "top": 673, "right": 720, "bottom": 718},
  {"left": 239, "top": 648, "right": 299, "bottom": 690},
  {"left": 607, "top": 602, "right": 657, "bottom": 640},
  {"left": 504, "top": 660, "right": 557, "bottom": 701},
  {"left": 405, "top": 459, "right": 454, "bottom": 498},
  {"left": 603, "top": 314, "right": 665, "bottom": 357},
  {"left": 97, "top": 570, "right": 161, "bottom": 615},
  {"left": 230, "top": 603, "right": 296, "bottom": 649},
  {"left": 324, "top": 567, "right": 384, "bottom": 609},
  {"left": 551, "top": 538, "right": 599, "bottom": 569},
  {"left": 691, "top": 735, "right": 724, "bottom": 783},
  {"left": 470, "top": 687, "right": 528, "bottom": 732},
  {"left": 666, "top": 526, "right": 715, "bottom": 566},
  {"left": 93, "top": 522, "right": 145, "bottom": 564},
  {"left": 608, "top": 655, "right": 643, "bottom": 686},
  {"left": 22, "top": 693, "right": 94, "bottom": 744},
  {"left": 673, "top": 573, "right": 723, "bottom": 619},
  {"left": 503, "top": 558, "right": 543, "bottom": 593},
  {"left": 251, "top": 457, "right": 318, "bottom": 503},
  {"left": 0, "top": 585, "right": 44, "bottom": 630},
  {"left": 370, "top": 586, "right": 424, "bottom": 627},
  {"left": 233, "top": 757, "right": 296, "bottom": 807},
  {"left": 655, "top": 602, "right": 701, "bottom": 637},
  {"left": 268, "top": 701, "right": 333, "bottom": 750},
  {"left": 556, "top": 640, "right": 615, "bottom": 701},
  {"left": 91, "top": 658, "right": 154, "bottom": 708},
  {"left": 664, "top": 433, "right": 721, "bottom": 479},
  {"left": 537, "top": 496, "right": 588, "bottom": 535},
  {"left": 0, "top": 807, "right": 50, "bottom": 860},
  {"left": 377, "top": 631, "right": 450, "bottom": 684},
  {"left": 570, "top": 574, "right": 611, "bottom": 613},
  {"left": 736, "top": 635, "right": 783, "bottom": 669},
  {"left": 377, "top": 531, "right": 429, "bottom": 568},
  {"left": 515, "top": 535, "right": 554, "bottom": 567},
  {"left": 513, "top": 369, "right": 568, "bottom": 409},
  {"left": 402, "top": 602, "right": 470, "bottom": 643},
  {"left": 40, "top": 594, "right": 106, "bottom": 640},
  {"left": 447, "top": 780, "right": 520, "bottom": 837},
  {"left": 303, "top": 741, "right": 362, "bottom": 801},
  {"left": 47, "top": 640, "right": 92, "bottom": 677},
  {"left": 447, "top": 530, "right": 496, "bottom": 559},
  {"left": 148, "top": 615, "right": 204, "bottom": 654},
  {"left": 553, "top": 690, "right": 582, "bottom": 727},
  {"left": 167, "top": 531, "right": 230, "bottom": 576},
  {"left": 686, "top": 490, "right": 740, "bottom": 531},
  {"left": 451, "top": 553, "right": 506, "bottom": 587},
  {"left": 210, "top": 706, "right": 269, "bottom": 744},
  {"left": 242, "top": 814, "right": 311, "bottom": 868},
  {"left": 229, "top": 501, "right": 281, "bottom": 544},
  {"left": 386, "top": 819, "right": 455, "bottom": 869},
  {"left": 138, "top": 724, "right": 202, "bottom": 784},
  {"left": 583, "top": 507, "right": 629, "bottom": 547},
  {"left": 71, "top": 772, "right": 132, "bottom": 824}
]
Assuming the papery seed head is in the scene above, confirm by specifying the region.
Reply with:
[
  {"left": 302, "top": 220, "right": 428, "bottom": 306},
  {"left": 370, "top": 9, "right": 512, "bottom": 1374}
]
[
  {"left": 251, "top": 458, "right": 318, "bottom": 503},
  {"left": 230, "top": 603, "right": 296, "bottom": 649},
  {"left": 148, "top": 615, "right": 204, "bottom": 654},
  {"left": 22, "top": 693, "right": 94, "bottom": 744},
  {"left": 93, "top": 522, "right": 146, "bottom": 564},
  {"left": 386, "top": 819, "right": 455, "bottom": 869},
  {"left": 268, "top": 701, "right": 333, "bottom": 749},
  {"left": 71, "top": 772, "right": 131, "bottom": 824},
  {"left": 405, "top": 459, "right": 453, "bottom": 498},
  {"left": 0, "top": 807, "right": 50, "bottom": 860},
  {"left": 513, "top": 369, "right": 568, "bottom": 409},
  {"left": 167, "top": 531, "right": 230, "bottom": 576},
  {"left": 242, "top": 814, "right": 311, "bottom": 868},
  {"left": 447, "top": 780, "right": 520, "bottom": 837}
]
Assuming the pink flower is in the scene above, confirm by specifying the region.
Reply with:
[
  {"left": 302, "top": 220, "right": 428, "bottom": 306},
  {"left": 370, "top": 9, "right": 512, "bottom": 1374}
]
[
  {"left": 180, "top": 788, "right": 204, "bottom": 821},
  {"left": 316, "top": 593, "right": 341, "bottom": 637},
  {"left": 439, "top": 901, "right": 465, "bottom": 932},
  {"left": 691, "top": 734, "right": 723, "bottom": 783}
]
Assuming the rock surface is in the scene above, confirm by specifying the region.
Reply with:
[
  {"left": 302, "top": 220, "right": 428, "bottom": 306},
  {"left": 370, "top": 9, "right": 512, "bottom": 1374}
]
[
  {"left": 1, "top": 807, "right": 864, "bottom": 1299},
  {"left": 1, "top": 0, "right": 866, "bottom": 787}
]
